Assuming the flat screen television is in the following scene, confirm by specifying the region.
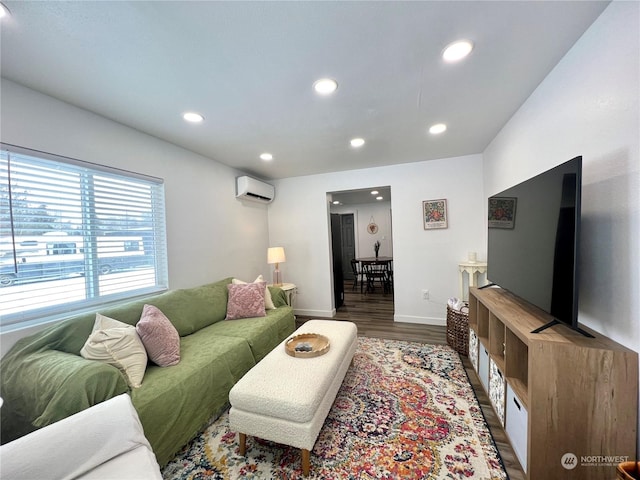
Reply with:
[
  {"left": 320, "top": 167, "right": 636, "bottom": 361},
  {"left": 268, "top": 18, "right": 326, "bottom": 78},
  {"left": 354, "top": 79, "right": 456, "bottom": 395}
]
[{"left": 485, "top": 156, "right": 591, "bottom": 337}]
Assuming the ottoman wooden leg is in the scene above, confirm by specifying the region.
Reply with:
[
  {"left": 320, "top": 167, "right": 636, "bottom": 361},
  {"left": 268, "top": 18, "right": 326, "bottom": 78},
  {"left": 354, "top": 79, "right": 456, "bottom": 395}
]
[
  {"left": 238, "top": 433, "right": 246, "bottom": 455},
  {"left": 301, "top": 448, "right": 310, "bottom": 476}
]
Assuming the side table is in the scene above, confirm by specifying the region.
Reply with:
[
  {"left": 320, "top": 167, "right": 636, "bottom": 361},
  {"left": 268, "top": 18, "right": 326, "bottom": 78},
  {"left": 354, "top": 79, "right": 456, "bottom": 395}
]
[
  {"left": 271, "top": 282, "right": 296, "bottom": 307},
  {"left": 458, "top": 262, "right": 487, "bottom": 301}
]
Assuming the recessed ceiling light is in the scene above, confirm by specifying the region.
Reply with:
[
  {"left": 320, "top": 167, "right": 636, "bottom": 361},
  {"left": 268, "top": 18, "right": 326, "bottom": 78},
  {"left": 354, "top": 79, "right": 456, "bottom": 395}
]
[
  {"left": 313, "top": 78, "right": 338, "bottom": 95},
  {"left": 376, "top": 196, "right": 383, "bottom": 201},
  {"left": 350, "top": 138, "right": 365, "bottom": 148},
  {"left": 332, "top": 200, "right": 340, "bottom": 205},
  {"left": 260, "top": 153, "right": 273, "bottom": 161},
  {"left": 0, "top": 3, "right": 10, "bottom": 18},
  {"left": 183, "top": 112, "right": 204, "bottom": 123},
  {"left": 371, "top": 190, "right": 379, "bottom": 195},
  {"left": 429, "top": 123, "right": 447, "bottom": 135},
  {"left": 442, "top": 40, "right": 474, "bottom": 63}
]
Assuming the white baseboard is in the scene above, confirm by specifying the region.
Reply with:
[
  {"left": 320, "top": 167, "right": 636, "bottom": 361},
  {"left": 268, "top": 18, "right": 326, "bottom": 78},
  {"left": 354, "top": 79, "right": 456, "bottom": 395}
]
[
  {"left": 293, "top": 308, "right": 335, "bottom": 318},
  {"left": 293, "top": 310, "right": 446, "bottom": 326},
  {"left": 394, "top": 314, "right": 446, "bottom": 326}
]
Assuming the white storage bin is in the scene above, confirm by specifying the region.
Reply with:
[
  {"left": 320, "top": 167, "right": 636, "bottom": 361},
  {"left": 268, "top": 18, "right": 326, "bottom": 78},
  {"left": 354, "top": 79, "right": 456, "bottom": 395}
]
[
  {"left": 506, "top": 383, "right": 528, "bottom": 473},
  {"left": 469, "top": 329, "right": 479, "bottom": 373},
  {"left": 489, "top": 359, "right": 506, "bottom": 426},
  {"left": 478, "top": 341, "right": 490, "bottom": 393}
]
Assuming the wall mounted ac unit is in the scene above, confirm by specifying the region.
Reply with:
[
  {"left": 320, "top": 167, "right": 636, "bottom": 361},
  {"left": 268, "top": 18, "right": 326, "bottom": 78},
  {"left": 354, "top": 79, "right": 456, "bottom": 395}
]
[{"left": 235, "top": 176, "right": 275, "bottom": 203}]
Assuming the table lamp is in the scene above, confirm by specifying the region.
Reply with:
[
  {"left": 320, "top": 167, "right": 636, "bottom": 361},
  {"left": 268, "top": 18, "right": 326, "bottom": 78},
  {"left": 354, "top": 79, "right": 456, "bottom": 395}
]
[{"left": 267, "top": 247, "right": 286, "bottom": 286}]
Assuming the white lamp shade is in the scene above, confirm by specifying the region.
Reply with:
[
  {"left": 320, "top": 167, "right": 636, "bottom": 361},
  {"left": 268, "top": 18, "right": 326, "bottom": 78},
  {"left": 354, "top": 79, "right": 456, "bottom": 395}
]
[{"left": 267, "top": 247, "right": 286, "bottom": 264}]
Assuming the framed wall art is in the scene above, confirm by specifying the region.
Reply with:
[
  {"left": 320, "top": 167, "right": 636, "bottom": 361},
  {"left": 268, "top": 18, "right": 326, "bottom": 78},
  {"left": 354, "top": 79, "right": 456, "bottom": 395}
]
[
  {"left": 367, "top": 216, "right": 379, "bottom": 234},
  {"left": 488, "top": 197, "right": 517, "bottom": 229},
  {"left": 423, "top": 199, "right": 448, "bottom": 230}
]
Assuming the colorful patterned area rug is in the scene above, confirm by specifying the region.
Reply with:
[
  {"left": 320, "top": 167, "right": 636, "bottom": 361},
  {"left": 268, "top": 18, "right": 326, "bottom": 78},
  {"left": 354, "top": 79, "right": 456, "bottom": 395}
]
[{"left": 162, "top": 337, "right": 507, "bottom": 480}]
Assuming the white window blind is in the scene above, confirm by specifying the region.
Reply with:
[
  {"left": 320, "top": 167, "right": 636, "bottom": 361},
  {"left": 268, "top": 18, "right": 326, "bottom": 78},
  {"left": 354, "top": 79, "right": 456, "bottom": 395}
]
[{"left": 0, "top": 144, "right": 168, "bottom": 328}]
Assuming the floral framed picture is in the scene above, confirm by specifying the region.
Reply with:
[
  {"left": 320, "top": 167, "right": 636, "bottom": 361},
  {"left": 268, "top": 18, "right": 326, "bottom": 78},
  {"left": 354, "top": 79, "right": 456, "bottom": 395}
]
[
  {"left": 423, "top": 199, "right": 448, "bottom": 230},
  {"left": 488, "top": 197, "right": 517, "bottom": 229}
]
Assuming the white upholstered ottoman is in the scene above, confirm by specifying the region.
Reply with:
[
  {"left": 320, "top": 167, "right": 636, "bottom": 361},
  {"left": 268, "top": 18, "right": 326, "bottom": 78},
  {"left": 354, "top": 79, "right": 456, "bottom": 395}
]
[{"left": 229, "top": 319, "right": 358, "bottom": 476}]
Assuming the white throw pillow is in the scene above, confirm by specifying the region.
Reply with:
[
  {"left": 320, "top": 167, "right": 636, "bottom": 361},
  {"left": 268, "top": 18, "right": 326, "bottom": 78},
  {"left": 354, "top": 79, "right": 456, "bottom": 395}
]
[
  {"left": 232, "top": 275, "right": 276, "bottom": 309},
  {"left": 80, "top": 313, "right": 148, "bottom": 388}
]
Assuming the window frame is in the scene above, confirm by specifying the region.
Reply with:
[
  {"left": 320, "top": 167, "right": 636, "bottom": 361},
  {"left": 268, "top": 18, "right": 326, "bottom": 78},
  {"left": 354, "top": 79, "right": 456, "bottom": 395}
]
[{"left": 0, "top": 143, "right": 169, "bottom": 330}]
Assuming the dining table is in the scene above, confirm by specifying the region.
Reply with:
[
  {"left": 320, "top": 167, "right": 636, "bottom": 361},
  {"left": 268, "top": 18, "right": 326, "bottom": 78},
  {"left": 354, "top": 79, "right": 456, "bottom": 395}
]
[
  {"left": 356, "top": 256, "right": 393, "bottom": 263},
  {"left": 356, "top": 257, "right": 393, "bottom": 293}
]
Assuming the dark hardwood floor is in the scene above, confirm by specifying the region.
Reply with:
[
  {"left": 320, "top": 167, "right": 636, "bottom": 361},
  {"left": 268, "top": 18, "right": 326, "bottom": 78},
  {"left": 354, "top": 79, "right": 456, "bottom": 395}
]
[{"left": 296, "top": 281, "right": 526, "bottom": 480}]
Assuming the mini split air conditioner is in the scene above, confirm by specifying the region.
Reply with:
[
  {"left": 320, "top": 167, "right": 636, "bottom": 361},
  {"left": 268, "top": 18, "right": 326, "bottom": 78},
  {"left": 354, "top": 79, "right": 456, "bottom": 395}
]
[{"left": 235, "top": 176, "right": 275, "bottom": 203}]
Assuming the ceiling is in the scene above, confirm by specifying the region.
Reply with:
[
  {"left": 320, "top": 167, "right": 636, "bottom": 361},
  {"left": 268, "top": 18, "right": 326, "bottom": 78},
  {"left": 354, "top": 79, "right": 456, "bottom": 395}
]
[
  {"left": 0, "top": 1, "right": 609, "bottom": 181},
  {"left": 330, "top": 186, "right": 391, "bottom": 206}
]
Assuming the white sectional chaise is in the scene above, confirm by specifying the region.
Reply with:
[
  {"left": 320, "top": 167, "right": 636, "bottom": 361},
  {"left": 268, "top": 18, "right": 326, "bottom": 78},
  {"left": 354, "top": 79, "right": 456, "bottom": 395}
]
[{"left": 0, "top": 394, "right": 162, "bottom": 480}]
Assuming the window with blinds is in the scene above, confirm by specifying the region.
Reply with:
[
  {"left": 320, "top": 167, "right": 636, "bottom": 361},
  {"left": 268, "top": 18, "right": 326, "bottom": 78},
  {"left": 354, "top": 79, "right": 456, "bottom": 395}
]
[{"left": 0, "top": 144, "right": 169, "bottom": 328}]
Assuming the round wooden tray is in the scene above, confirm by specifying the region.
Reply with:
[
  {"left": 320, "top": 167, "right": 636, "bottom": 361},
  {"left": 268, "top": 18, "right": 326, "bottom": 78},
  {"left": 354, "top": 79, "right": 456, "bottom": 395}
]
[{"left": 285, "top": 333, "right": 330, "bottom": 358}]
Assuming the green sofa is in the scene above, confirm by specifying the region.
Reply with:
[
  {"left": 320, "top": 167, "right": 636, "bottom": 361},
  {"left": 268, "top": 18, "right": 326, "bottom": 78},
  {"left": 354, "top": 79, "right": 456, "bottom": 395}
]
[{"left": 0, "top": 277, "right": 296, "bottom": 465}]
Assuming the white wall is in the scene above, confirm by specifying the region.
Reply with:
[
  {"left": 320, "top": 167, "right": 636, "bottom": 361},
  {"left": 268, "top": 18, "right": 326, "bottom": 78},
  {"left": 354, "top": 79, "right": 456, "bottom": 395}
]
[
  {"left": 0, "top": 79, "right": 271, "bottom": 351},
  {"left": 483, "top": 0, "right": 639, "bottom": 443},
  {"left": 268, "top": 154, "right": 485, "bottom": 323},
  {"left": 331, "top": 201, "right": 393, "bottom": 259},
  {"left": 484, "top": 1, "right": 638, "bottom": 346}
]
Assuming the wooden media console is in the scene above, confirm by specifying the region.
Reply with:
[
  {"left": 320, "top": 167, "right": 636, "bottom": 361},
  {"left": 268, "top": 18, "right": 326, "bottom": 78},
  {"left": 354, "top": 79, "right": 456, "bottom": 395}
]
[{"left": 467, "top": 286, "right": 638, "bottom": 479}]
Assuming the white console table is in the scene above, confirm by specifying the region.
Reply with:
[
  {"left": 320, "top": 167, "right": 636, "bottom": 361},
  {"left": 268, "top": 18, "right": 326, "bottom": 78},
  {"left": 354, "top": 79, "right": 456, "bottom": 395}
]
[{"left": 458, "top": 262, "right": 487, "bottom": 301}]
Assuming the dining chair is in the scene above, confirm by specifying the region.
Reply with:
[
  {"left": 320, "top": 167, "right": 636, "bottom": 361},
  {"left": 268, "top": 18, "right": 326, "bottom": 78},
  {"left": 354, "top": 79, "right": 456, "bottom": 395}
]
[
  {"left": 362, "top": 261, "right": 389, "bottom": 293},
  {"left": 350, "top": 259, "right": 365, "bottom": 293},
  {"left": 384, "top": 260, "right": 393, "bottom": 293}
]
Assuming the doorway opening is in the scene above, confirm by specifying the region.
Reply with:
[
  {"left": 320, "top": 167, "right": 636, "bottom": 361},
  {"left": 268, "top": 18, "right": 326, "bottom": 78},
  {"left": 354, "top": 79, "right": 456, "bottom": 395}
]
[{"left": 328, "top": 187, "right": 394, "bottom": 317}]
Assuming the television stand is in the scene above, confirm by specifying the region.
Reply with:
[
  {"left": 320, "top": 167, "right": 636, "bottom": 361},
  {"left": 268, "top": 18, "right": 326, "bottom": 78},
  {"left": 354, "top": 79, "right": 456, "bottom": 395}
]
[
  {"left": 531, "top": 318, "right": 595, "bottom": 338},
  {"left": 467, "top": 286, "right": 637, "bottom": 479}
]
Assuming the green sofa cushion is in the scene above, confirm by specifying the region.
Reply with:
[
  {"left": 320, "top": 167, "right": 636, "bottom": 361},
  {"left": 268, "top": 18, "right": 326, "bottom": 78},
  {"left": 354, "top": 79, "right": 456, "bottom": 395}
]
[
  {"left": 268, "top": 285, "right": 289, "bottom": 308},
  {"left": 98, "top": 278, "right": 232, "bottom": 337},
  {"left": 205, "top": 305, "right": 295, "bottom": 362},
  {"left": 160, "top": 281, "right": 231, "bottom": 336},
  {"left": 0, "top": 349, "right": 128, "bottom": 443},
  {"left": 131, "top": 329, "right": 256, "bottom": 466}
]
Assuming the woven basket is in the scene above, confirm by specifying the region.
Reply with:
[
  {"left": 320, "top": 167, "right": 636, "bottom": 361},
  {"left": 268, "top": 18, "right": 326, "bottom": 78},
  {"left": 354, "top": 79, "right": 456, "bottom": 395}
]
[
  {"left": 446, "top": 304, "right": 469, "bottom": 356},
  {"left": 617, "top": 462, "right": 640, "bottom": 480}
]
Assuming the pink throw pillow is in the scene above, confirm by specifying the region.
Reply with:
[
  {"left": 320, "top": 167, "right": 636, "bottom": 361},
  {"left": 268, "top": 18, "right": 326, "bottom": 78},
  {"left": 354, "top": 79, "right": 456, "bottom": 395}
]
[
  {"left": 136, "top": 304, "right": 181, "bottom": 367},
  {"left": 226, "top": 282, "right": 266, "bottom": 320}
]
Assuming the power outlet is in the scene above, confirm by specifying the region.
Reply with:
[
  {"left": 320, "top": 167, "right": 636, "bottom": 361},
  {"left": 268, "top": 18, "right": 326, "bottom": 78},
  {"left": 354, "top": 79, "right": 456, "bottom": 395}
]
[{"left": 422, "top": 289, "right": 429, "bottom": 300}]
